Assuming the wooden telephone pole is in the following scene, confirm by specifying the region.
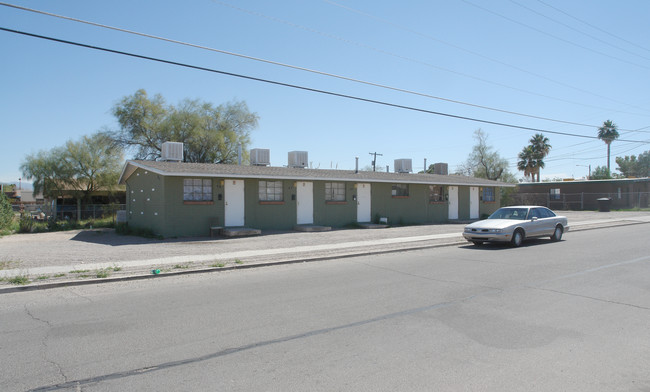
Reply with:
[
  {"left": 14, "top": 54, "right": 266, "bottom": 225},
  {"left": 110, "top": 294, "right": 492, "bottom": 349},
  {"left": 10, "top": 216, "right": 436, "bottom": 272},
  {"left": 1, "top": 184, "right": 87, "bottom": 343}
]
[{"left": 369, "top": 152, "right": 383, "bottom": 172}]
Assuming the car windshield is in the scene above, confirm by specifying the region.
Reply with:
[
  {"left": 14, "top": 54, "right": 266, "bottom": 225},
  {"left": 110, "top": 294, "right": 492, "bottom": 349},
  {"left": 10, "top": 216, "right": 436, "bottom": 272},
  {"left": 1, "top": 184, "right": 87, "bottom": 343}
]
[{"left": 488, "top": 208, "right": 529, "bottom": 220}]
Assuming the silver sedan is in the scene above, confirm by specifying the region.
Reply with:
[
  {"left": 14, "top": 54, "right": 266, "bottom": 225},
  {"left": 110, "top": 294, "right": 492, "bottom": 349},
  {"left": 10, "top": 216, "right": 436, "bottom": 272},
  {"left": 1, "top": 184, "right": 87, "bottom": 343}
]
[{"left": 463, "top": 206, "right": 569, "bottom": 247}]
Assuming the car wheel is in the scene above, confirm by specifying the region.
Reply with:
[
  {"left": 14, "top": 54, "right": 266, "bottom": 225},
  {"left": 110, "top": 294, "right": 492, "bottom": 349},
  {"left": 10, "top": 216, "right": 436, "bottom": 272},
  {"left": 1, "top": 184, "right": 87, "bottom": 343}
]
[
  {"left": 551, "top": 225, "right": 563, "bottom": 242},
  {"left": 510, "top": 229, "right": 524, "bottom": 247},
  {"left": 472, "top": 241, "right": 484, "bottom": 246}
]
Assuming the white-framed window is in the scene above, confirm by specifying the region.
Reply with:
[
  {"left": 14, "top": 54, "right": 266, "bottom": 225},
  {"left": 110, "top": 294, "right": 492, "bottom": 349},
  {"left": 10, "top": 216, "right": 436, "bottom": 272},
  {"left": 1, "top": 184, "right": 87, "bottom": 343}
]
[
  {"left": 183, "top": 179, "right": 212, "bottom": 201},
  {"left": 482, "top": 187, "right": 495, "bottom": 202},
  {"left": 325, "top": 182, "right": 346, "bottom": 201},
  {"left": 428, "top": 185, "right": 444, "bottom": 202},
  {"left": 392, "top": 184, "right": 409, "bottom": 197},
  {"left": 259, "top": 180, "right": 283, "bottom": 201},
  {"left": 550, "top": 188, "right": 561, "bottom": 200}
]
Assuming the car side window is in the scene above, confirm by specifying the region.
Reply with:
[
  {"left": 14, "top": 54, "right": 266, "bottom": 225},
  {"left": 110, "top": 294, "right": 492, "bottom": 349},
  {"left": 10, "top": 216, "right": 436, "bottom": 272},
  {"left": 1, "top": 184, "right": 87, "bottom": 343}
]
[
  {"left": 528, "top": 208, "right": 541, "bottom": 219},
  {"left": 541, "top": 208, "right": 555, "bottom": 218}
]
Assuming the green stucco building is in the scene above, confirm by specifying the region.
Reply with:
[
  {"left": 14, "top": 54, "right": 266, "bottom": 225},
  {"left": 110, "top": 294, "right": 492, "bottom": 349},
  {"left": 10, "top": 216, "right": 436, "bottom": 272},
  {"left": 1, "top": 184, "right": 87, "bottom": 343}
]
[{"left": 118, "top": 160, "right": 512, "bottom": 237}]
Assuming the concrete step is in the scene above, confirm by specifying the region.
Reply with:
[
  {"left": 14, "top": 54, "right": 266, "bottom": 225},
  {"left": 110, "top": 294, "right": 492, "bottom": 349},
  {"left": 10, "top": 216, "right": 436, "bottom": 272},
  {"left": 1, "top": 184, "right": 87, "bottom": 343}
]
[
  {"left": 294, "top": 225, "right": 332, "bottom": 232},
  {"left": 221, "top": 227, "right": 262, "bottom": 237}
]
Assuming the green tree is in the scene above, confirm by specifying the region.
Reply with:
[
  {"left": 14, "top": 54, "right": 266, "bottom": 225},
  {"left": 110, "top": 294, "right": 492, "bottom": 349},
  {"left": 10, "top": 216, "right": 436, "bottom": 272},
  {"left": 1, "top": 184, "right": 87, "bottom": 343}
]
[
  {"left": 517, "top": 133, "right": 551, "bottom": 182},
  {"left": 19, "top": 146, "right": 69, "bottom": 200},
  {"left": 591, "top": 165, "right": 612, "bottom": 180},
  {"left": 21, "top": 132, "right": 124, "bottom": 216},
  {"left": 62, "top": 133, "right": 124, "bottom": 202},
  {"left": 530, "top": 133, "right": 551, "bottom": 181},
  {"left": 0, "top": 192, "right": 14, "bottom": 230},
  {"left": 517, "top": 145, "right": 537, "bottom": 182},
  {"left": 107, "top": 90, "right": 259, "bottom": 163},
  {"left": 616, "top": 151, "right": 650, "bottom": 178},
  {"left": 457, "top": 129, "right": 511, "bottom": 181},
  {"left": 597, "top": 120, "right": 620, "bottom": 172}
]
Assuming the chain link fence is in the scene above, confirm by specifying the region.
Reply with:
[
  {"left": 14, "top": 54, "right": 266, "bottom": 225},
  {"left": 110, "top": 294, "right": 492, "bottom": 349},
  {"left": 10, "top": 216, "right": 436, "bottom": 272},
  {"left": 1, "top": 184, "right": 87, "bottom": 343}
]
[
  {"left": 12, "top": 203, "right": 126, "bottom": 221},
  {"left": 512, "top": 192, "right": 650, "bottom": 210}
]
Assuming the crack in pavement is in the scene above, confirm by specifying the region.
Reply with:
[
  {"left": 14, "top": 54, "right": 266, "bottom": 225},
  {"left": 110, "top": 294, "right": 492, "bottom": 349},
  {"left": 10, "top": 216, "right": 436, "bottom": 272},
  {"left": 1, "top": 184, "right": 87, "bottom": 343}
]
[
  {"left": 26, "top": 289, "right": 500, "bottom": 391},
  {"left": 23, "top": 304, "right": 69, "bottom": 386},
  {"left": 526, "top": 286, "right": 650, "bottom": 311}
]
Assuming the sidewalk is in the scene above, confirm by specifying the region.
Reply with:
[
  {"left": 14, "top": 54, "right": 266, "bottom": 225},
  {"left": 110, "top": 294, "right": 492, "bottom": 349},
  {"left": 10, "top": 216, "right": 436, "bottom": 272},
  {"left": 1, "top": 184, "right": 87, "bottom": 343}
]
[{"left": 2, "top": 210, "right": 649, "bottom": 292}]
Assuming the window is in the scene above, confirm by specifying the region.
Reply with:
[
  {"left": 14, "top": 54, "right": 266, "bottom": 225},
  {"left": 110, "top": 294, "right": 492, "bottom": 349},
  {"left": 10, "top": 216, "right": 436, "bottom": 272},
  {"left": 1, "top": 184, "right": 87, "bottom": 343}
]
[
  {"left": 482, "top": 187, "right": 495, "bottom": 202},
  {"left": 325, "top": 182, "right": 346, "bottom": 201},
  {"left": 183, "top": 179, "right": 212, "bottom": 201},
  {"left": 392, "top": 184, "right": 409, "bottom": 197},
  {"left": 259, "top": 180, "right": 283, "bottom": 201},
  {"left": 428, "top": 185, "right": 444, "bottom": 202},
  {"left": 539, "top": 207, "right": 555, "bottom": 218},
  {"left": 550, "top": 188, "right": 561, "bottom": 200}
]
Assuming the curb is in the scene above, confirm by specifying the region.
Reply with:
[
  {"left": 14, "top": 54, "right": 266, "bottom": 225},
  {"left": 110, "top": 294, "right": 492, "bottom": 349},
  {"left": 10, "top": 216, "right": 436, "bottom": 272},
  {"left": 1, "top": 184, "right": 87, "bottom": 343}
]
[
  {"left": 0, "top": 239, "right": 467, "bottom": 294},
  {"left": 1, "top": 218, "right": 648, "bottom": 294}
]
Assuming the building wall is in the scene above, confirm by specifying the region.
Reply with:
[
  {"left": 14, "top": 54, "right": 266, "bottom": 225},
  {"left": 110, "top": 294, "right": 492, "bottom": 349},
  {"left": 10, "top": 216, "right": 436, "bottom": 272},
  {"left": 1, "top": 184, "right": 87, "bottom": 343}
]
[
  {"left": 457, "top": 186, "right": 470, "bottom": 220},
  {"left": 370, "top": 183, "right": 448, "bottom": 225},
  {"left": 162, "top": 176, "right": 224, "bottom": 237},
  {"left": 479, "top": 186, "right": 501, "bottom": 218},
  {"left": 126, "top": 170, "right": 507, "bottom": 236},
  {"left": 125, "top": 168, "right": 166, "bottom": 235},
  {"left": 313, "top": 182, "right": 357, "bottom": 227},
  {"left": 244, "top": 179, "right": 296, "bottom": 230}
]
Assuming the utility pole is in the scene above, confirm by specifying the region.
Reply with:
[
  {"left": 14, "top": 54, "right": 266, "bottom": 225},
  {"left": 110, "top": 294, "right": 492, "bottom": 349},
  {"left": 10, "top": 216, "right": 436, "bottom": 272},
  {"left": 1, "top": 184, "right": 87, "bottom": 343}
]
[{"left": 369, "top": 152, "right": 383, "bottom": 172}]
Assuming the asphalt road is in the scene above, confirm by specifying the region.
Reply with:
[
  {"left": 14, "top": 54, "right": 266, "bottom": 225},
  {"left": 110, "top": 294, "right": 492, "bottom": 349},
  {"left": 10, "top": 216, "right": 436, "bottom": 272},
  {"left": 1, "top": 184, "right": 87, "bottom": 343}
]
[{"left": 2, "top": 224, "right": 649, "bottom": 391}]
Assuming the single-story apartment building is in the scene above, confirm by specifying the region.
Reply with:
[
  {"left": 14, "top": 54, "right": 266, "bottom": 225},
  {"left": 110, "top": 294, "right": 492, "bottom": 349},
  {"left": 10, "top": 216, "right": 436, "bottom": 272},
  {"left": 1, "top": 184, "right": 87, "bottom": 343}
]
[
  {"left": 118, "top": 159, "right": 514, "bottom": 237},
  {"left": 515, "top": 178, "right": 650, "bottom": 210}
]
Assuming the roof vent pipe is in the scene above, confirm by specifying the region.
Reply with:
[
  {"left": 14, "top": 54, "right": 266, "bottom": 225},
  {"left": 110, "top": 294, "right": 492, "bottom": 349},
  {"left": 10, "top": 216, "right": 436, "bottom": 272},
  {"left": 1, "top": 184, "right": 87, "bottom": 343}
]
[
  {"left": 386, "top": 165, "right": 389, "bottom": 172},
  {"left": 238, "top": 143, "right": 242, "bottom": 165},
  {"left": 355, "top": 157, "right": 359, "bottom": 173},
  {"left": 424, "top": 158, "right": 427, "bottom": 173}
]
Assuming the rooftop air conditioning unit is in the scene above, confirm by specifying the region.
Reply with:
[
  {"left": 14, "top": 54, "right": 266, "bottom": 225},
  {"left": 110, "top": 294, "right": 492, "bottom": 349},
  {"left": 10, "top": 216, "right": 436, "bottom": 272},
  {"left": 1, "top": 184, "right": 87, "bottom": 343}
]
[
  {"left": 394, "top": 159, "right": 412, "bottom": 173},
  {"left": 250, "top": 148, "right": 271, "bottom": 166},
  {"left": 288, "top": 151, "right": 308, "bottom": 168},
  {"left": 161, "top": 142, "right": 183, "bottom": 162},
  {"left": 433, "top": 162, "right": 448, "bottom": 175}
]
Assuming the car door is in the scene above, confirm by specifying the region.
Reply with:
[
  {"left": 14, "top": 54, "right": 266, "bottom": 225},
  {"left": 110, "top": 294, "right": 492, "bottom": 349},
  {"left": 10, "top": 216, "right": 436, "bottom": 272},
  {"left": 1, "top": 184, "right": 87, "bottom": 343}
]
[
  {"left": 538, "top": 207, "right": 558, "bottom": 236},
  {"left": 523, "top": 208, "right": 541, "bottom": 237}
]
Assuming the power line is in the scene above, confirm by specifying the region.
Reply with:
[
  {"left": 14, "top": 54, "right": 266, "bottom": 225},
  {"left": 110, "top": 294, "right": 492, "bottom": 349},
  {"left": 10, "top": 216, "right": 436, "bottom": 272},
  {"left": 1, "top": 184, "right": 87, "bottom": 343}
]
[
  {"left": 461, "top": 0, "right": 650, "bottom": 71},
  {"left": 536, "top": 0, "right": 650, "bottom": 55},
  {"left": 1, "top": 26, "right": 649, "bottom": 145},
  {"left": 1, "top": 2, "right": 632, "bottom": 130},
  {"left": 509, "top": 0, "right": 650, "bottom": 62},
  {"left": 322, "top": 0, "right": 650, "bottom": 115}
]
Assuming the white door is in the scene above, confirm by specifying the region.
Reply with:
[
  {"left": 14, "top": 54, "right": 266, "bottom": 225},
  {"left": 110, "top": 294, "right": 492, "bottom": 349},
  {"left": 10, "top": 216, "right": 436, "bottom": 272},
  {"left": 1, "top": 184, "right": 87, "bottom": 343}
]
[
  {"left": 470, "top": 186, "right": 479, "bottom": 219},
  {"left": 356, "top": 183, "right": 371, "bottom": 222},
  {"left": 448, "top": 186, "right": 459, "bottom": 220},
  {"left": 296, "top": 181, "right": 314, "bottom": 225},
  {"left": 225, "top": 179, "right": 245, "bottom": 226}
]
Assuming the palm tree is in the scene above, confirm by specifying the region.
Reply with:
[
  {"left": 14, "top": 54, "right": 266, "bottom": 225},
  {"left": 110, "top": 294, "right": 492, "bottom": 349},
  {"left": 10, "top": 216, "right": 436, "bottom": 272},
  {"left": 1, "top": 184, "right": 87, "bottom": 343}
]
[
  {"left": 597, "top": 120, "right": 619, "bottom": 172},
  {"left": 517, "top": 146, "right": 537, "bottom": 182},
  {"left": 530, "top": 133, "right": 551, "bottom": 182}
]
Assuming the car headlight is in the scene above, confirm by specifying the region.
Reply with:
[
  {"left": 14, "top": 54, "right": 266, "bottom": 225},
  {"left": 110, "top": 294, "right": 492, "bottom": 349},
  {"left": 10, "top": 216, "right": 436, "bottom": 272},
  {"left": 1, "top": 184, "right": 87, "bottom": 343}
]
[{"left": 492, "top": 229, "right": 503, "bottom": 233}]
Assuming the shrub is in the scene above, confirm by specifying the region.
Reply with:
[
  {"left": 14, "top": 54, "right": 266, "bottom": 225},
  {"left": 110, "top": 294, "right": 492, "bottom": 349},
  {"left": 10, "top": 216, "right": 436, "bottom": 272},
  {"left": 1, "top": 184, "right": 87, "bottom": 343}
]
[
  {"left": 18, "top": 211, "right": 33, "bottom": 233},
  {"left": 0, "top": 193, "right": 14, "bottom": 230}
]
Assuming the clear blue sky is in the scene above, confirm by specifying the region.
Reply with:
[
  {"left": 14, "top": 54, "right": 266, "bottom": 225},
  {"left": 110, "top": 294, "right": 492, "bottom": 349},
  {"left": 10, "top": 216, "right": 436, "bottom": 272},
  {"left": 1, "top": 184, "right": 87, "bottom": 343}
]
[{"left": 2, "top": 0, "right": 649, "bottom": 186}]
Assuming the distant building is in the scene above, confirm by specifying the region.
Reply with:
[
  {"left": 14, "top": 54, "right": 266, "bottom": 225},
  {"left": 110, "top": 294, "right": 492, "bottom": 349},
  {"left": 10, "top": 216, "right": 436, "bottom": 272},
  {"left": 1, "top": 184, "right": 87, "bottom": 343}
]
[{"left": 515, "top": 178, "right": 650, "bottom": 210}]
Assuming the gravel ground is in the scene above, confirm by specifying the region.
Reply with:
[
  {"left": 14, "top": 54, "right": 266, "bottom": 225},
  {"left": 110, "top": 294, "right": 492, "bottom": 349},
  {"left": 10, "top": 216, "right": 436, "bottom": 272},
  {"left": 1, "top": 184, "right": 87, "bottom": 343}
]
[{"left": 1, "top": 210, "right": 649, "bottom": 287}]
